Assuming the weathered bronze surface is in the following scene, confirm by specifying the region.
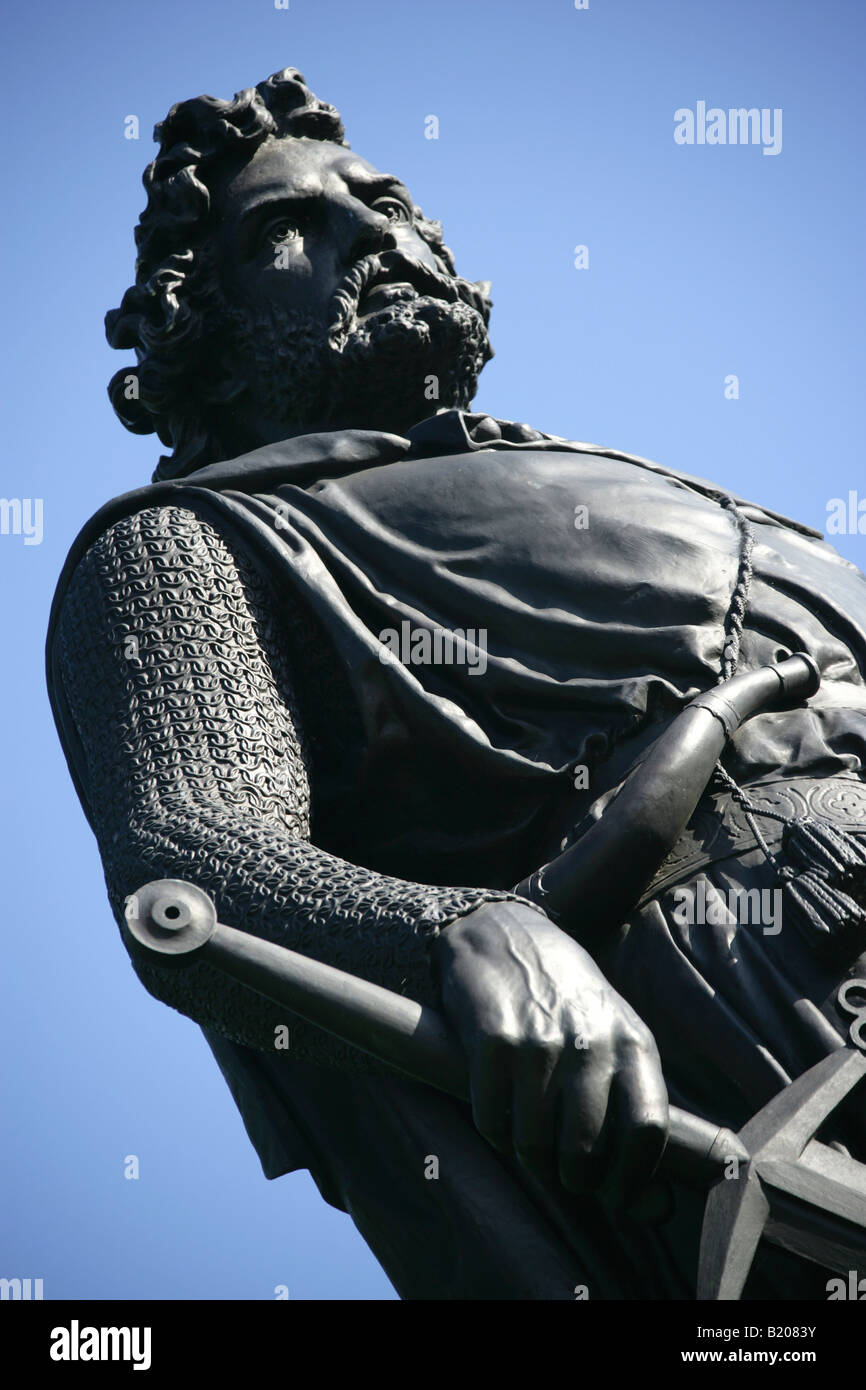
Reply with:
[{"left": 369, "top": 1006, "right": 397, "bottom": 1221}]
[{"left": 47, "top": 68, "right": 866, "bottom": 1299}]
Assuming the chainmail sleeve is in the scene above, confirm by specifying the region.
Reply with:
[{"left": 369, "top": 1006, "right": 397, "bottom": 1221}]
[{"left": 54, "top": 503, "right": 520, "bottom": 1071}]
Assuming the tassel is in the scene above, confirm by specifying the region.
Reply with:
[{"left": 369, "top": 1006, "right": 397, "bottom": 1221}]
[
  {"left": 783, "top": 817, "right": 866, "bottom": 879},
  {"left": 780, "top": 818, "right": 866, "bottom": 961}
]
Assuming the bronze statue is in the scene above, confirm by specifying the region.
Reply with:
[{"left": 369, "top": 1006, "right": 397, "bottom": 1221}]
[{"left": 47, "top": 68, "right": 866, "bottom": 1299}]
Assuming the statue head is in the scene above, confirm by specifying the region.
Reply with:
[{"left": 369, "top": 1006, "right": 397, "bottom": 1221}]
[{"left": 106, "top": 68, "right": 494, "bottom": 480}]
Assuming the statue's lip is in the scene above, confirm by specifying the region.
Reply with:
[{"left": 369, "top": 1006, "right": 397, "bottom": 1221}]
[
  {"left": 356, "top": 257, "right": 456, "bottom": 316},
  {"left": 358, "top": 281, "right": 419, "bottom": 314},
  {"left": 364, "top": 279, "right": 417, "bottom": 298}
]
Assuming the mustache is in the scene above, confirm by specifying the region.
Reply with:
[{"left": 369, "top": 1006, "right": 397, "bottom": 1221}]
[{"left": 327, "top": 249, "right": 492, "bottom": 345}]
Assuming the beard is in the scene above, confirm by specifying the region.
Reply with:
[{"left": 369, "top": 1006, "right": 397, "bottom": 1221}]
[{"left": 219, "top": 251, "right": 493, "bottom": 436}]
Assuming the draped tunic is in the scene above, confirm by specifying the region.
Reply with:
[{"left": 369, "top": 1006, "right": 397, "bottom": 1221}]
[{"left": 47, "top": 410, "right": 866, "bottom": 1298}]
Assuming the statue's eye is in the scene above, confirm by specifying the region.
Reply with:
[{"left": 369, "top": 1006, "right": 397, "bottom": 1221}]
[
  {"left": 266, "top": 217, "right": 302, "bottom": 245},
  {"left": 371, "top": 197, "right": 413, "bottom": 226}
]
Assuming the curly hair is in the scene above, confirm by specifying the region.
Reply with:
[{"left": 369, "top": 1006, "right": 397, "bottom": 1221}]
[{"left": 106, "top": 68, "right": 462, "bottom": 480}]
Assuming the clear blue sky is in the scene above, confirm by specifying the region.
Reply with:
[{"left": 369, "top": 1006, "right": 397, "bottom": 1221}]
[{"left": 2, "top": 0, "right": 864, "bottom": 1300}]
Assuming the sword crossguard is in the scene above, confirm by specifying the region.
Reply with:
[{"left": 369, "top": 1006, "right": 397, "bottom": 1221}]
[{"left": 698, "top": 1047, "right": 866, "bottom": 1300}]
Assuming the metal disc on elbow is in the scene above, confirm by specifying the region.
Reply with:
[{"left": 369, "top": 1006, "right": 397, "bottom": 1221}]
[{"left": 123, "top": 879, "right": 217, "bottom": 961}]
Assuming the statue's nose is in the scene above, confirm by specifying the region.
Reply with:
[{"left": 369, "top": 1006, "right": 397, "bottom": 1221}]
[{"left": 341, "top": 204, "right": 397, "bottom": 266}]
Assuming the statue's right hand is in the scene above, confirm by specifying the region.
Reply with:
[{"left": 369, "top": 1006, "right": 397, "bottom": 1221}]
[{"left": 430, "top": 900, "right": 668, "bottom": 1207}]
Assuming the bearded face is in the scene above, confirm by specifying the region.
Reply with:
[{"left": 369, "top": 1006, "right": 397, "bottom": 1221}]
[
  {"left": 221, "top": 247, "right": 493, "bottom": 437},
  {"left": 208, "top": 136, "right": 493, "bottom": 449}
]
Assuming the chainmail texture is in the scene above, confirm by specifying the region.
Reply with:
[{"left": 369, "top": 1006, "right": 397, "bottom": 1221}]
[{"left": 55, "top": 504, "right": 519, "bottom": 1071}]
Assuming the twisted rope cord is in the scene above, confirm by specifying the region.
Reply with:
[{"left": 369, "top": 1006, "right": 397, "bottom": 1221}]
[
  {"left": 716, "top": 496, "right": 755, "bottom": 685},
  {"left": 568, "top": 495, "right": 758, "bottom": 822},
  {"left": 712, "top": 761, "right": 795, "bottom": 879},
  {"left": 709, "top": 497, "right": 798, "bottom": 877},
  {"left": 711, "top": 497, "right": 856, "bottom": 891}
]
